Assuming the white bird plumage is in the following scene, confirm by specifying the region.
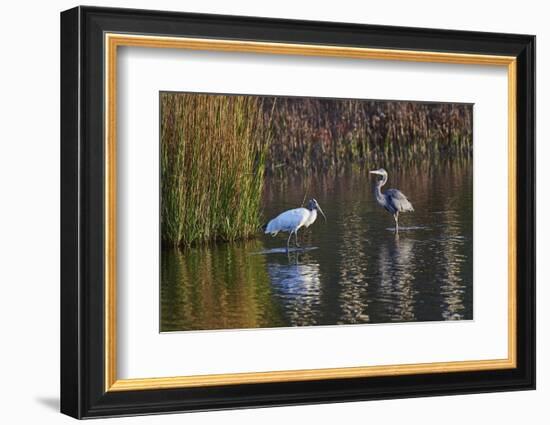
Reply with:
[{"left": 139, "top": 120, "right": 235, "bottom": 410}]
[{"left": 265, "top": 199, "right": 326, "bottom": 249}]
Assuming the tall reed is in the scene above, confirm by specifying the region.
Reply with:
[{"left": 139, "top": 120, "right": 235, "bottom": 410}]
[{"left": 160, "top": 93, "right": 271, "bottom": 247}]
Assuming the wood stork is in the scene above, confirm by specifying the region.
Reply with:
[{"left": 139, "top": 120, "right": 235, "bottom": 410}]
[
  {"left": 369, "top": 168, "right": 414, "bottom": 233},
  {"left": 264, "top": 199, "right": 327, "bottom": 249}
]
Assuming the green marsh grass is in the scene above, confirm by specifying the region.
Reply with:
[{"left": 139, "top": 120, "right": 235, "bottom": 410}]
[{"left": 160, "top": 93, "right": 273, "bottom": 247}]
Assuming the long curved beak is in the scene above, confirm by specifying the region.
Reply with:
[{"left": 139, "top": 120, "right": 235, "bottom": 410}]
[
  {"left": 369, "top": 170, "right": 382, "bottom": 175},
  {"left": 317, "top": 204, "right": 327, "bottom": 222}
]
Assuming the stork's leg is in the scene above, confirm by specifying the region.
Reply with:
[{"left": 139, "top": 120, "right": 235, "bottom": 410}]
[
  {"left": 295, "top": 229, "right": 301, "bottom": 248},
  {"left": 287, "top": 231, "right": 293, "bottom": 251}
]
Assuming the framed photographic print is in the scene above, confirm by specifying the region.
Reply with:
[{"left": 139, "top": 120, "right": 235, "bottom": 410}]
[{"left": 60, "top": 6, "right": 535, "bottom": 419}]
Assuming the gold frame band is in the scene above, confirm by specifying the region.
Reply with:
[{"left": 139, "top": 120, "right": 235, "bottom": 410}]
[{"left": 104, "top": 33, "right": 517, "bottom": 392}]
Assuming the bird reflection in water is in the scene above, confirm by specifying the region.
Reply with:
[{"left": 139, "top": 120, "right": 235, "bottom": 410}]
[
  {"left": 266, "top": 252, "right": 322, "bottom": 327},
  {"left": 376, "top": 234, "right": 417, "bottom": 322}
]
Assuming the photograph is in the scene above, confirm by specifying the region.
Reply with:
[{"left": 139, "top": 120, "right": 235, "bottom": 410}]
[{"left": 160, "top": 92, "right": 473, "bottom": 332}]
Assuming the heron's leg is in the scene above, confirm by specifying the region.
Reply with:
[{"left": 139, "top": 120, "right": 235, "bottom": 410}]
[
  {"left": 394, "top": 213, "right": 399, "bottom": 234},
  {"left": 295, "top": 229, "right": 301, "bottom": 248}
]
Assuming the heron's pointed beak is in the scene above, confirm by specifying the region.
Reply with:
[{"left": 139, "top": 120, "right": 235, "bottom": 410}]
[
  {"left": 369, "top": 170, "right": 380, "bottom": 175},
  {"left": 317, "top": 205, "right": 327, "bottom": 222}
]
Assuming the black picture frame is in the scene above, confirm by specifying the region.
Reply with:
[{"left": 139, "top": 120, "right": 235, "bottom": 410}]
[{"left": 61, "top": 5, "right": 535, "bottom": 419}]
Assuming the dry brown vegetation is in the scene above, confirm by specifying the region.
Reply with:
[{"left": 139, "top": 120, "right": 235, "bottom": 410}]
[{"left": 263, "top": 98, "right": 472, "bottom": 176}]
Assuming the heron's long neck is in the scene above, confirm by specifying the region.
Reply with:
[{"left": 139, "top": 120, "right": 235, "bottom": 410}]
[{"left": 374, "top": 175, "right": 387, "bottom": 202}]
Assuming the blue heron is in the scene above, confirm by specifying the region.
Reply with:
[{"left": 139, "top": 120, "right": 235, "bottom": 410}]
[
  {"left": 265, "top": 199, "right": 327, "bottom": 249},
  {"left": 369, "top": 168, "right": 414, "bottom": 233}
]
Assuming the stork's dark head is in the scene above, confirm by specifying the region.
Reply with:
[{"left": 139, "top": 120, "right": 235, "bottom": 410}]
[
  {"left": 307, "top": 199, "right": 327, "bottom": 222},
  {"left": 306, "top": 198, "right": 318, "bottom": 211}
]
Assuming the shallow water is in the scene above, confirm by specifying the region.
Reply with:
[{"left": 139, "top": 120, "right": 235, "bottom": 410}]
[{"left": 161, "top": 162, "right": 473, "bottom": 332}]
